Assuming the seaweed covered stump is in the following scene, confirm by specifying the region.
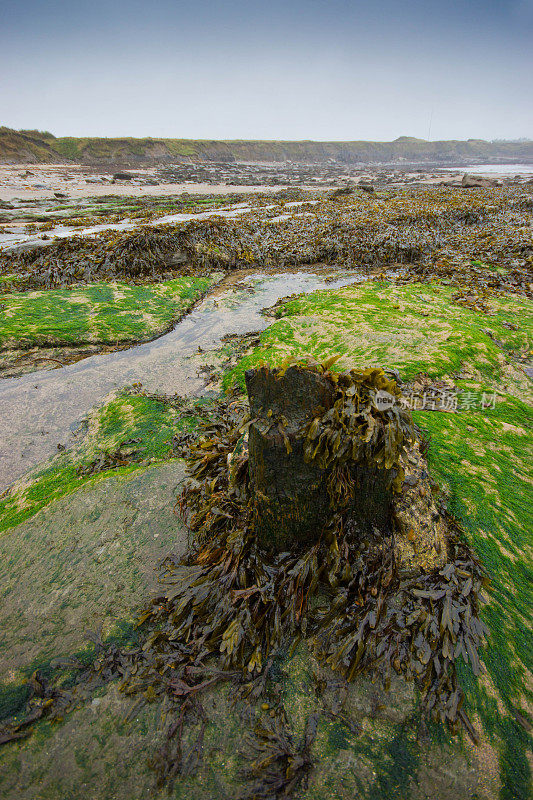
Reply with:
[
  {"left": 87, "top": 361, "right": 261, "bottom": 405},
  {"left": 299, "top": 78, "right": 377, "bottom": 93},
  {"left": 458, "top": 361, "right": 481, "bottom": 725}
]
[
  {"left": 0, "top": 362, "right": 489, "bottom": 787},
  {"left": 246, "top": 364, "right": 335, "bottom": 551},
  {"left": 246, "top": 364, "right": 392, "bottom": 552}
]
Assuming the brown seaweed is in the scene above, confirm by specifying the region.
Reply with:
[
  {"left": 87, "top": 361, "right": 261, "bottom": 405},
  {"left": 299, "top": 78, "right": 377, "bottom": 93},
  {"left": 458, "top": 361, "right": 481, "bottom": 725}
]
[
  {"left": 1, "top": 186, "right": 531, "bottom": 298},
  {"left": 0, "top": 365, "right": 490, "bottom": 790}
]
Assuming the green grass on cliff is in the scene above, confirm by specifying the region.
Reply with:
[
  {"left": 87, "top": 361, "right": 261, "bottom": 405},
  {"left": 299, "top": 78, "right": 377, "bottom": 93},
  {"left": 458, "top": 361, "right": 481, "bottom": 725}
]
[
  {"left": 41, "top": 136, "right": 533, "bottom": 164},
  {"left": 2, "top": 126, "right": 532, "bottom": 164}
]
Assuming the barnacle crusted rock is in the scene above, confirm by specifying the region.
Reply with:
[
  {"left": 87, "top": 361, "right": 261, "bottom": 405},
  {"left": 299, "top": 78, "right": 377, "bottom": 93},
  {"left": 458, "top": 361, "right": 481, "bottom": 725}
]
[{"left": 392, "top": 439, "right": 448, "bottom": 574}]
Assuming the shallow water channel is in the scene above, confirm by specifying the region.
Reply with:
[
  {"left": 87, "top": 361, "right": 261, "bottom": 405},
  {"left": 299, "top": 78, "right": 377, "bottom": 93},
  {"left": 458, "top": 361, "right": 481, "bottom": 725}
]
[
  {"left": 0, "top": 199, "right": 318, "bottom": 251},
  {"left": 0, "top": 266, "right": 372, "bottom": 490}
]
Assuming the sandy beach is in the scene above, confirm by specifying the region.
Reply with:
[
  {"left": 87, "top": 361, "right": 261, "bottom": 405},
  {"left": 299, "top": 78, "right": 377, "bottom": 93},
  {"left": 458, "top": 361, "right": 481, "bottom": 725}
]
[
  {"left": 2, "top": 161, "right": 531, "bottom": 202},
  {"left": 0, "top": 164, "right": 317, "bottom": 202}
]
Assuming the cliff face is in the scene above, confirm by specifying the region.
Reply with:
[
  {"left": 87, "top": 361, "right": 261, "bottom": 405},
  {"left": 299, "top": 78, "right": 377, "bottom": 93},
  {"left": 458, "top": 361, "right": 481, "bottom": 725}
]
[
  {"left": 1, "top": 127, "right": 532, "bottom": 165},
  {"left": 0, "top": 128, "right": 67, "bottom": 163}
]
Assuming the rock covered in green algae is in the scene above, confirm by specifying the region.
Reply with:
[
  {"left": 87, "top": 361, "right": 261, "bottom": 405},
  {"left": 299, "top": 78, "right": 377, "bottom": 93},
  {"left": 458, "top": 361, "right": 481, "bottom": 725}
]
[
  {"left": 0, "top": 275, "right": 215, "bottom": 370},
  {"left": 0, "top": 379, "right": 490, "bottom": 799},
  {"left": 0, "top": 644, "right": 478, "bottom": 800},
  {"left": 0, "top": 462, "right": 188, "bottom": 685}
]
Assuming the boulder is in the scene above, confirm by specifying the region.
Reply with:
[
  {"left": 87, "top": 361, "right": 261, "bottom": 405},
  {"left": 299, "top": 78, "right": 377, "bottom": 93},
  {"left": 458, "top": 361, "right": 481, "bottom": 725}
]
[
  {"left": 462, "top": 173, "right": 499, "bottom": 188},
  {"left": 4, "top": 239, "right": 52, "bottom": 256},
  {"left": 163, "top": 249, "right": 188, "bottom": 267}
]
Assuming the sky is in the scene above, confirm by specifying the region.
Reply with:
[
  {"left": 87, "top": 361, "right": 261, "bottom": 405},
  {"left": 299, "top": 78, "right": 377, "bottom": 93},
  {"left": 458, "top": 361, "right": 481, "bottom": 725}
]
[{"left": 1, "top": 0, "right": 532, "bottom": 141}]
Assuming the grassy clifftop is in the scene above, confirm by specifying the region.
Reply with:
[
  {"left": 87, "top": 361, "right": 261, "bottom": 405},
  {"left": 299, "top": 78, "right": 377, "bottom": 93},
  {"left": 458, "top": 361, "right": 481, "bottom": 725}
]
[
  {"left": 0, "top": 128, "right": 63, "bottom": 163},
  {"left": 1, "top": 126, "right": 532, "bottom": 164}
]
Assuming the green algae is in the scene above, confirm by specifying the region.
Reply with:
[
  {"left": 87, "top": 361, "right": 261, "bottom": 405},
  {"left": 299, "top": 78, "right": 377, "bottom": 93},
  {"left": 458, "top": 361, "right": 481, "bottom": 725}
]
[
  {"left": 0, "top": 391, "right": 206, "bottom": 534},
  {"left": 0, "top": 678, "right": 247, "bottom": 800},
  {"left": 414, "top": 399, "right": 533, "bottom": 800},
  {"left": 0, "top": 275, "right": 214, "bottom": 350},
  {"left": 0, "top": 683, "right": 169, "bottom": 800},
  {"left": 220, "top": 279, "right": 533, "bottom": 797},
  {"left": 0, "top": 639, "right": 476, "bottom": 800},
  {"left": 224, "top": 281, "right": 532, "bottom": 397},
  {"left": 0, "top": 621, "right": 142, "bottom": 724},
  {"left": 0, "top": 459, "right": 191, "bottom": 698}
]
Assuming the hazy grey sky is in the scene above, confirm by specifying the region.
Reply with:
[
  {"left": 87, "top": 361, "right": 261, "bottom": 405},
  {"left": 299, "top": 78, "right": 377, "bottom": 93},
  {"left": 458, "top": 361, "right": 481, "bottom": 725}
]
[{"left": 1, "top": 0, "right": 532, "bottom": 140}]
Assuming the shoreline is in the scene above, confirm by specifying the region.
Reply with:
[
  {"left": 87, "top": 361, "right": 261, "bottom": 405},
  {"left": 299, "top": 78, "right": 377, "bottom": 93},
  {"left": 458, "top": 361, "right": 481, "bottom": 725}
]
[{"left": 2, "top": 162, "right": 531, "bottom": 203}]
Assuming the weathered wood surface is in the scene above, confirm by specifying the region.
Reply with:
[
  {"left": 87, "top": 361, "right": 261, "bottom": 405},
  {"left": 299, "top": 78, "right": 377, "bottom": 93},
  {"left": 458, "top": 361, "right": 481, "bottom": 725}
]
[{"left": 245, "top": 365, "right": 391, "bottom": 550}]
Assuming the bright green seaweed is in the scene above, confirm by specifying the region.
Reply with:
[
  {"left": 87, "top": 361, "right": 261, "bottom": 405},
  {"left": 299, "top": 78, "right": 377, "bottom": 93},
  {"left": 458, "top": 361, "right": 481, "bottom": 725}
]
[
  {"left": 415, "top": 399, "right": 532, "bottom": 800},
  {"left": 223, "top": 279, "right": 533, "bottom": 798},
  {"left": 224, "top": 281, "right": 532, "bottom": 396},
  {"left": 0, "top": 275, "right": 214, "bottom": 349},
  {"left": 0, "top": 391, "right": 202, "bottom": 534}
]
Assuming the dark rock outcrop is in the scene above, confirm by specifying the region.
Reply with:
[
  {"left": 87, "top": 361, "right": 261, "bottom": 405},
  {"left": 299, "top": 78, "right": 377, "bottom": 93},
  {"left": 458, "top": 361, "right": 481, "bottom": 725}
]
[
  {"left": 462, "top": 173, "right": 499, "bottom": 188},
  {"left": 112, "top": 171, "right": 135, "bottom": 180}
]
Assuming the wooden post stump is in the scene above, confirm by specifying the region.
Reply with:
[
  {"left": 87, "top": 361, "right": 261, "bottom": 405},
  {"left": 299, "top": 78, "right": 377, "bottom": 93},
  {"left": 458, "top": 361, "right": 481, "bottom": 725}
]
[
  {"left": 244, "top": 364, "right": 447, "bottom": 571},
  {"left": 246, "top": 364, "right": 336, "bottom": 551},
  {"left": 245, "top": 365, "right": 391, "bottom": 553}
]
